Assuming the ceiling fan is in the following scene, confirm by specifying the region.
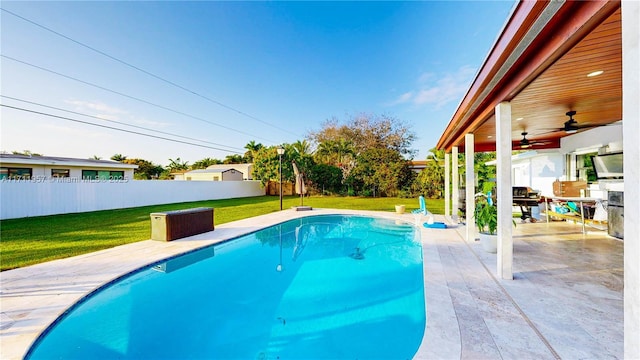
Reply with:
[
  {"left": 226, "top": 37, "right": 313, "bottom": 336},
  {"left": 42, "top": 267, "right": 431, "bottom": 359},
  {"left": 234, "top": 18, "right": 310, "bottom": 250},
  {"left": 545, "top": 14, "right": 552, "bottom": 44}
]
[
  {"left": 519, "top": 132, "right": 550, "bottom": 148},
  {"left": 552, "top": 111, "right": 599, "bottom": 134}
]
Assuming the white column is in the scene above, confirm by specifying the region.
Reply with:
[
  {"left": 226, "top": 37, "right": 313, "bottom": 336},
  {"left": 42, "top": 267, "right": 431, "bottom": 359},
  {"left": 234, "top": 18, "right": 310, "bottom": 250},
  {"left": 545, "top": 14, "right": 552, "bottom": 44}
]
[
  {"left": 495, "top": 101, "right": 513, "bottom": 280},
  {"left": 623, "top": 1, "right": 640, "bottom": 358},
  {"left": 444, "top": 152, "right": 451, "bottom": 217},
  {"left": 465, "top": 134, "right": 475, "bottom": 242},
  {"left": 452, "top": 146, "right": 459, "bottom": 221},
  {"left": 568, "top": 154, "right": 577, "bottom": 181}
]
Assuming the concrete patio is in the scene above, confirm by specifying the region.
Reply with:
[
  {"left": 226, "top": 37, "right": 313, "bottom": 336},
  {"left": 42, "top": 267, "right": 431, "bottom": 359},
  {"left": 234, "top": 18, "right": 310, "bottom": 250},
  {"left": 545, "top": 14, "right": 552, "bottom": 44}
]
[{"left": 0, "top": 209, "right": 623, "bottom": 359}]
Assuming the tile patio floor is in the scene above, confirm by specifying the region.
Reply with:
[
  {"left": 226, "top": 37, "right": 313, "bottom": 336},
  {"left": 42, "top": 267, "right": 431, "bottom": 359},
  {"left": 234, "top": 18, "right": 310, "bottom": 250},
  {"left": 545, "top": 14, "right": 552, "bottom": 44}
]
[{"left": 0, "top": 209, "right": 623, "bottom": 359}]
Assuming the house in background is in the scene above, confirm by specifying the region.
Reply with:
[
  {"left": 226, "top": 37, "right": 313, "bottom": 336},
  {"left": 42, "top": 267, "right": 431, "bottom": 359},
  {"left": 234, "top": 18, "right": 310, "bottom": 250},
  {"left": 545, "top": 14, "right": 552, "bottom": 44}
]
[
  {"left": 175, "top": 167, "right": 243, "bottom": 181},
  {"left": 0, "top": 154, "right": 137, "bottom": 180},
  {"left": 408, "top": 160, "right": 427, "bottom": 173},
  {"left": 209, "top": 163, "right": 253, "bottom": 180},
  {"left": 173, "top": 163, "right": 253, "bottom": 181}
]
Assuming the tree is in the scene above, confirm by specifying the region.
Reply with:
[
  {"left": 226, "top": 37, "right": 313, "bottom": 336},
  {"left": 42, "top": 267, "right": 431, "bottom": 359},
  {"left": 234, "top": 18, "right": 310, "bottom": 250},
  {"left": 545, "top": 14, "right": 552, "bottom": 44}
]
[
  {"left": 291, "top": 140, "right": 312, "bottom": 157},
  {"left": 110, "top": 154, "right": 127, "bottom": 162},
  {"left": 252, "top": 146, "right": 294, "bottom": 187},
  {"left": 11, "top": 150, "right": 42, "bottom": 156},
  {"left": 167, "top": 158, "right": 189, "bottom": 172},
  {"left": 456, "top": 152, "right": 497, "bottom": 193},
  {"left": 349, "top": 148, "right": 414, "bottom": 197},
  {"left": 413, "top": 148, "right": 445, "bottom": 198},
  {"left": 314, "top": 140, "right": 334, "bottom": 164},
  {"left": 308, "top": 113, "right": 416, "bottom": 196},
  {"left": 308, "top": 113, "right": 416, "bottom": 157},
  {"left": 123, "top": 158, "right": 164, "bottom": 179},
  {"left": 191, "top": 157, "right": 222, "bottom": 170},
  {"left": 223, "top": 154, "right": 245, "bottom": 164},
  {"left": 285, "top": 142, "right": 315, "bottom": 194},
  {"left": 243, "top": 141, "right": 263, "bottom": 163},
  {"left": 307, "top": 163, "right": 343, "bottom": 195},
  {"left": 90, "top": 155, "right": 102, "bottom": 160},
  {"left": 314, "top": 139, "right": 354, "bottom": 167},
  {"left": 474, "top": 152, "right": 497, "bottom": 193}
]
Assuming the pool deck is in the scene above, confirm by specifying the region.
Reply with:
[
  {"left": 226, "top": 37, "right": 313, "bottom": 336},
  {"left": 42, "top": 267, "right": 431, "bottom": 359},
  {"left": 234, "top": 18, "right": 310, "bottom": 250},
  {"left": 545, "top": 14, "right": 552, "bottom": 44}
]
[{"left": 0, "top": 208, "right": 623, "bottom": 359}]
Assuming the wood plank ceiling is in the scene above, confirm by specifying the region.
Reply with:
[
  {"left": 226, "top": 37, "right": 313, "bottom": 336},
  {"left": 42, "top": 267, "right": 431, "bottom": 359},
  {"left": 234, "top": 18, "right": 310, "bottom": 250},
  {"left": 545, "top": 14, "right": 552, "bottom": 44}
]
[{"left": 471, "top": 7, "right": 622, "bottom": 152}]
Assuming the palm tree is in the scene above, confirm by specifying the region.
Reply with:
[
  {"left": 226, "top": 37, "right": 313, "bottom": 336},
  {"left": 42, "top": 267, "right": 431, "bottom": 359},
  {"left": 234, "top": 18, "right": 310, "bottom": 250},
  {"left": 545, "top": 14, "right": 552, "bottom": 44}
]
[
  {"left": 167, "top": 158, "right": 189, "bottom": 172},
  {"left": 191, "top": 157, "right": 222, "bottom": 169},
  {"left": 111, "top": 154, "right": 127, "bottom": 162},
  {"left": 244, "top": 141, "right": 263, "bottom": 162},
  {"left": 334, "top": 139, "right": 354, "bottom": 165},
  {"left": 291, "top": 140, "right": 311, "bottom": 156},
  {"left": 315, "top": 140, "right": 336, "bottom": 164},
  {"left": 314, "top": 139, "right": 354, "bottom": 166},
  {"left": 223, "top": 154, "right": 244, "bottom": 164}
]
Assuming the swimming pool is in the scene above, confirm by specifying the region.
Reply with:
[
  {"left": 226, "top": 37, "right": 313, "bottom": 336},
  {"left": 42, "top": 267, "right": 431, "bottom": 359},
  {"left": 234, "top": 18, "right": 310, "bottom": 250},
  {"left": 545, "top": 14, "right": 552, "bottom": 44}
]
[{"left": 26, "top": 214, "right": 425, "bottom": 359}]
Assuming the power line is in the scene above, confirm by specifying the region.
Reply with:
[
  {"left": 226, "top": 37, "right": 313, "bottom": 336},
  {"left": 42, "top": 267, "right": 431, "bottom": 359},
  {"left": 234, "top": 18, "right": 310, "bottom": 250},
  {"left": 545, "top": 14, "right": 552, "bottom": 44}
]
[
  {"left": 0, "top": 95, "right": 245, "bottom": 153},
  {"left": 2, "top": 54, "right": 275, "bottom": 143},
  {"left": 1, "top": 104, "right": 244, "bottom": 154},
  {"left": 1, "top": 8, "right": 302, "bottom": 138}
]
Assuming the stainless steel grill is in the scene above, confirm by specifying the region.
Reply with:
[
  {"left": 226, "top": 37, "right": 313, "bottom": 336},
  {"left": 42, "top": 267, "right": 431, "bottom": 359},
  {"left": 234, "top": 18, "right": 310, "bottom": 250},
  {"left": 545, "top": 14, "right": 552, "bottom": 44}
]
[
  {"left": 513, "top": 186, "right": 541, "bottom": 222},
  {"left": 607, "top": 191, "right": 623, "bottom": 239}
]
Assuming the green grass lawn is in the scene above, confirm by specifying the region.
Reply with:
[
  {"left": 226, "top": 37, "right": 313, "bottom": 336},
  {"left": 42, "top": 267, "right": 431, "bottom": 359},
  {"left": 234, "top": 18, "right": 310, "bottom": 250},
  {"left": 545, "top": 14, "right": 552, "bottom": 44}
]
[{"left": 0, "top": 195, "right": 443, "bottom": 271}]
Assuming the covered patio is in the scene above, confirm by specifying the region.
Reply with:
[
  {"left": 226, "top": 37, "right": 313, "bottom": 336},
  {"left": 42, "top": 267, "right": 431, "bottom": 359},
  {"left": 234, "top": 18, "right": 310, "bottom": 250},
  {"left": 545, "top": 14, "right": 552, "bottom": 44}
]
[
  {"left": 434, "top": 1, "right": 638, "bottom": 358},
  {"left": 418, "top": 218, "right": 622, "bottom": 359}
]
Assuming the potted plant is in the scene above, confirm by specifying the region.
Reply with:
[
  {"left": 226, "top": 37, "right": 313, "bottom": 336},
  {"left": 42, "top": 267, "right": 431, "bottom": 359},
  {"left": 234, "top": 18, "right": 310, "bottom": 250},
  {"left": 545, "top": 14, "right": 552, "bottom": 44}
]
[{"left": 474, "top": 194, "right": 514, "bottom": 253}]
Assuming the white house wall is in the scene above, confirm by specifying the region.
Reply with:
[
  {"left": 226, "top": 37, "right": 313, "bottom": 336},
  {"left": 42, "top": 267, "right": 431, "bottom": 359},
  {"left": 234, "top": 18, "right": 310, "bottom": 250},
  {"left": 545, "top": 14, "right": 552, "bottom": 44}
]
[
  {"left": 186, "top": 172, "right": 225, "bottom": 181},
  {"left": 1, "top": 163, "right": 136, "bottom": 180},
  {"left": 489, "top": 151, "right": 565, "bottom": 197},
  {"left": 561, "top": 122, "right": 623, "bottom": 154},
  {"left": 513, "top": 154, "right": 564, "bottom": 196},
  {"left": 0, "top": 180, "right": 265, "bottom": 220}
]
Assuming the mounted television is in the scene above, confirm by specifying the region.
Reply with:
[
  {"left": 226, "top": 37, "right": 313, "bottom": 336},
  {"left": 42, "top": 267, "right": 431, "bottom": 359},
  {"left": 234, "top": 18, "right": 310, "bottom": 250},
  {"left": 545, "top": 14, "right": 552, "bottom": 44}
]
[{"left": 591, "top": 152, "right": 623, "bottom": 180}]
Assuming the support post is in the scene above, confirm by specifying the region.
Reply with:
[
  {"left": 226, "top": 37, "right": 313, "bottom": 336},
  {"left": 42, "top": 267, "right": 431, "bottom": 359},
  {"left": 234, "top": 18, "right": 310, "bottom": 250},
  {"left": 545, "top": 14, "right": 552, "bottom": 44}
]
[
  {"left": 452, "top": 146, "right": 459, "bottom": 221},
  {"left": 622, "top": 1, "right": 640, "bottom": 358},
  {"left": 495, "top": 101, "right": 513, "bottom": 280},
  {"left": 465, "top": 134, "right": 475, "bottom": 242},
  {"left": 277, "top": 147, "right": 284, "bottom": 210},
  {"left": 444, "top": 152, "right": 451, "bottom": 217}
]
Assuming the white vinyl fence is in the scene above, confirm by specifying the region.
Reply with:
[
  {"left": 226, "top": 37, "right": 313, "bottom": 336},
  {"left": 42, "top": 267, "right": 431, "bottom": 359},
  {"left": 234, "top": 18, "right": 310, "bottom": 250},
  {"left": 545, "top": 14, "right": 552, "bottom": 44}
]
[{"left": 0, "top": 180, "right": 265, "bottom": 220}]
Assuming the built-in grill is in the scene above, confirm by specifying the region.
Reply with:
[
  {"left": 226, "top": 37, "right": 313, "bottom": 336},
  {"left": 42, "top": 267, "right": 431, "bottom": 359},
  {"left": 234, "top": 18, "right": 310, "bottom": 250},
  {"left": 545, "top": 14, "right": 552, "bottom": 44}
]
[
  {"left": 607, "top": 191, "right": 623, "bottom": 239},
  {"left": 513, "top": 186, "right": 541, "bottom": 221}
]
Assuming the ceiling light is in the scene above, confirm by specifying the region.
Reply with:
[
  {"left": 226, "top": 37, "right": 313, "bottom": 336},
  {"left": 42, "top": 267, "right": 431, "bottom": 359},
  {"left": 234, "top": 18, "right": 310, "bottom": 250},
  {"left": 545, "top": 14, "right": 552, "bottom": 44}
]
[
  {"left": 487, "top": 135, "right": 493, "bottom": 138},
  {"left": 516, "top": 117, "right": 524, "bottom": 121},
  {"left": 587, "top": 70, "right": 604, "bottom": 77}
]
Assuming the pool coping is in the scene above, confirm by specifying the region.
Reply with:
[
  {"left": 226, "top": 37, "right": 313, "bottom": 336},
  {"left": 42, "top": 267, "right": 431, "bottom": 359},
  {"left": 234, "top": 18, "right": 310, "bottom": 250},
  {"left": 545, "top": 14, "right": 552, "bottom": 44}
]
[{"left": 1, "top": 208, "right": 449, "bottom": 360}]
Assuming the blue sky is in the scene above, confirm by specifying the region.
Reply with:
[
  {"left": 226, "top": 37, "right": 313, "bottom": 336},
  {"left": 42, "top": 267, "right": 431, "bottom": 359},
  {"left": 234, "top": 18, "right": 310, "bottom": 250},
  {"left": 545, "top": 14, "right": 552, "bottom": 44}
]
[{"left": 1, "top": 1, "right": 514, "bottom": 166}]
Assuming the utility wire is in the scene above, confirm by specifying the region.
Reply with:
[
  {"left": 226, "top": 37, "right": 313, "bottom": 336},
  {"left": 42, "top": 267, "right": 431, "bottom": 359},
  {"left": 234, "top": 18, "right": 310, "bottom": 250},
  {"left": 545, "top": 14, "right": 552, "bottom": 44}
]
[
  {"left": 1, "top": 95, "right": 245, "bottom": 153},
  {"left": 1, "top": 8, "right": 301, "bottom": 138},
  {"left": 2, "top": 54, "right": 275, "bottom": 143},
  {"left": 1, "top": 104, "right": 244, "bottom": 154}
]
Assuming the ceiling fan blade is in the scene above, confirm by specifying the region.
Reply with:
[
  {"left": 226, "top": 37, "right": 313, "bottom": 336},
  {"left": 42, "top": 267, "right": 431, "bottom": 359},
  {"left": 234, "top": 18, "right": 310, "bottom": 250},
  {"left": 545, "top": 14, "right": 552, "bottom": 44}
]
[{"left": 576, "top": 123, "right": 600, "bottom": 129}]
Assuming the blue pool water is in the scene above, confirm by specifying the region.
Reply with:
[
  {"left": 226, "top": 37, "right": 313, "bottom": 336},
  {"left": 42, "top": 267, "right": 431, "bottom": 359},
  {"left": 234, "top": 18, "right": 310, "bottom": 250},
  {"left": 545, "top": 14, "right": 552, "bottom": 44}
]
[{"left": 27, "top": 215, "right": 425, "bottom": 359}]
